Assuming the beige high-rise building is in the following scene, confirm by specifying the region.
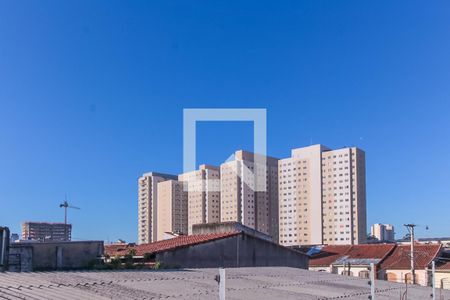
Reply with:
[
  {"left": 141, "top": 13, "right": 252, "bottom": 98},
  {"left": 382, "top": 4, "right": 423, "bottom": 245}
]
[
  {"left": 278, "top": 145, "right": 366, "bottom": 246},
  {"left": 156, "top": 180, "right": 188, "bottom": 241},
  {"left": 179, "top": 165, "right": 221, "bottom": 234},
  {"left": 220, "top": 150, "right": 279, "bottom": 241},
  {"left": 22, "top": 222, "right": 72, "bottom": 241},
  {"left": 138, "top": 172, "right": 177, "bottom": 244},
  {"left": 371, "top": 223, "right": 395, "bottom": 242}
]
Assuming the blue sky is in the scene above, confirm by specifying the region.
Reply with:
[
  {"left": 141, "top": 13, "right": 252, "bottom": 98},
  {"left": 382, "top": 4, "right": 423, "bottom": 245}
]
[{"left": 1, "top": 1, "right": 450, "bottom": 242}]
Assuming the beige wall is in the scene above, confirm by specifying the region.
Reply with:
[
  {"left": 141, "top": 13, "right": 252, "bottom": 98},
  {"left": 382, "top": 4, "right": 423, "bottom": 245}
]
[
  {"left": 383, "top": 269, "right": 429, "bottom": 286},
  {"left": 279, "top": 145, "right": 327, "bottom": 246},
  {"left": 279, "top": 145, "right": 367, "bottom": 246},
  {"left": 156, "top": 180, "right": 188, "bottom": 241},
  {"left": 371, "top": 223, "right": 395, "bottom": 242},
  {"left": 434, "top": 271, "right": 450, "bottom": 290},
  {"left": 333, "top": 265, "right": 371, "bottom": 278},
  {"left": 220, "top": 150, "right": 279, "bottom": 241},
  {"left": 179, "top": 165, "right": 220, "bottom": 234},
  {"left": 138, "top": 172, "right": 176, "bottom": 244}
]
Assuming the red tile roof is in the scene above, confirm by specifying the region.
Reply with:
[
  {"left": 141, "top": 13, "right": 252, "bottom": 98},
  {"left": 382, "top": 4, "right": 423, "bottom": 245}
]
[
  {"left": 380, "top": 244, "right": 442, "bottom": 270},
  {"left": 105, "top": 232, "right": 240, "bottom": 257},
  {"left": 437, "top": 261, "right": 450, "bottom": 270},
  {"left": 435, "top": 250, "right": 450, "bottom": 270},
  {"left": 104, "top": 243, "right": 130, "bottom": 256},
  {"left": 342, "top": 244, "right": 396, "bottom": 260},
  {"left": 309, "top": 245, "right": 352, "bottom": 267}
]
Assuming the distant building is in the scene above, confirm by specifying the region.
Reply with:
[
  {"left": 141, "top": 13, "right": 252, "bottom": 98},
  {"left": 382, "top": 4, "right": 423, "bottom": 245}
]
[
  {"left": 371, "top": 223, "right": 395, "bottom": 242},
  {"left": 178, "top": 164, "right": 221, "bottom": 235},
  {"left": 156, "top": 180, "right": 188, "bottom": 241},
  {"left": 220, "top": 150, "right": 279, "bottom": 242},
  {"left": 137, "top": 172, "right": 177, "bottom": 244},
  {"left": 397, "top": 237, "right": 450, "bottom": 247},
  {"left": 139, "top": 144, "right": 366, "bottom": 247},
  {"left": 22, "top": 222, "right": 71, "bottom": 241},
  {"left": 10, "top": 233, "right": 19, "bottom": 243},
  {"left": 278, "top": 145, "right": 367, "bottom": 246}
]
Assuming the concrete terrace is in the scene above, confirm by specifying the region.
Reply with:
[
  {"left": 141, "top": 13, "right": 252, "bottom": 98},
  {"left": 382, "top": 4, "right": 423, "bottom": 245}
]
[{"left": 0, "top": 267, "right": 449, "bottom": 300}]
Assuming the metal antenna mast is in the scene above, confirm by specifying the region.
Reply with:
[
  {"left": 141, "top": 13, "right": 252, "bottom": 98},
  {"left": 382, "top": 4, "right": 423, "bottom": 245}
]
[{"left": 59, "top": 196, "right": 80, "bottom": 241}]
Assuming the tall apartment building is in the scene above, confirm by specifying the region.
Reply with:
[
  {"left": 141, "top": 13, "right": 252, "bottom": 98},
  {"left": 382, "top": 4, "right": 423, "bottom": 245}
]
[
  {"left": 220, "top": 150, "right": 279, "bottom": 241},
  {"left": 22, "top": 222, "right": 72, "bottom": 241},
  {"left": 138, "top": 172, "right": 177, "bottom": 244},
  {"left": 371, "top": 223, "right": 395, "bottom": 242},
  {"left": 156, "top": 180, "right": 188, "bottom": 241},
  {"left": 178, "top": 165, "right": 221, "bottom": 234},
  {"left": 278, "top": 145, "right": 366, "bottom": 246}
]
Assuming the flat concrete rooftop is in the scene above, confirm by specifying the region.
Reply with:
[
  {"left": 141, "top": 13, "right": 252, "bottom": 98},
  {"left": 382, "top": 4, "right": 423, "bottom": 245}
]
[{"left": 1, "top": 267, "right": 448, "bottom": 299}]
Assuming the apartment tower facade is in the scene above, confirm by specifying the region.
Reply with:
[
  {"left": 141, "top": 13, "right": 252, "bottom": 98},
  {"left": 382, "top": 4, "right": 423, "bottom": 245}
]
[
  {"left": 22, "top": 222, "right": 72, "bottom": 241},
  {"left": 220, "top": 150, "right": 279, "bottom": 241},
  {"left": 278, "top": 145, "right": 366, "bottom": 246},
  {"left": 156, "top": 180, "right": 188, "bottom": 241},
  {"left": 138, "top": 172, "right": 177, "bottom": 244},
  {"left": 371, "top": 223, "right": 395, "bottom": 242},
  {"left": 178, "top": 164, "right": 221, "bottom": 234}
]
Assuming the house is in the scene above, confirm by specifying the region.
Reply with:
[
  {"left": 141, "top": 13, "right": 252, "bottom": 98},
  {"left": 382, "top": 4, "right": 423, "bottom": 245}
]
[
  {"left": 379, "top": 244, "right": 442, "bottom": 286},
  {"left": 435, "top": 261, "right": 450, "bottom": 290},
  {"left": 308, "top": 245, "right": 351, "bottom": 272},
  {"left": 309, "top": 244, "right": 395, "bottom": 278},
  {"left": 331, "top": 244, "right": 396, "bottom": 278},
  {"left": 106, "top": 231, "right": 309, "bottom": 269}
]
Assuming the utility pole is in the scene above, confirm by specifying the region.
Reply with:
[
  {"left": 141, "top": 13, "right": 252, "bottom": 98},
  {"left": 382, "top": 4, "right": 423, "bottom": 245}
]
[
  {"left": 432, "top": 260, "right": 436, "bottom": 300},
  {"left": 215, "top": 268, "right": 226, "bottom": 300},
  {"left": 369, "top": 262, "right": 375, "bottom": 300},
  {"left": 404, "top": 224, "right": 416, "bottom": 285}
]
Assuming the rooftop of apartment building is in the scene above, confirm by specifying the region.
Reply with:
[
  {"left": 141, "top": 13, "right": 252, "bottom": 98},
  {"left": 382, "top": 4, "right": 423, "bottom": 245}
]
[
  {"left": 22, "top": 221, "right": 71, "bottom": 225},
  {"left": 140, "top": 172, "right": 178, "bottom": 179},
  {"left": 229, "top": 149, "right": 279, "bottom": 164},
  {"left": 199, "top": 164, "right": 219, "bottom": 170}
]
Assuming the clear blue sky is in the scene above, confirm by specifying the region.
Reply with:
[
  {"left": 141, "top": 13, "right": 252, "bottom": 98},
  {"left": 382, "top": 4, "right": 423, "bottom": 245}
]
[{"left": 1, "top": 1, "right": 449, "bottom": 243}]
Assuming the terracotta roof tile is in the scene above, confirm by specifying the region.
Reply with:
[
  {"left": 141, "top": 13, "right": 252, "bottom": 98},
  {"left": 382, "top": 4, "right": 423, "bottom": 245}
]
[
  {"left": 342, "top": 244, "right": 396, "bottom": 260},
  {"left": 437, "top": 261, "right": 450, "bottom": 270},
  {"left": 105, "top": 232, "right": 240, "bottom": 257},
  {"left": 309, "top": 245, "right": 352, "bottom": 267},
  {"left": 380, "top": 244, "right": 441, "bottom": 270}
]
